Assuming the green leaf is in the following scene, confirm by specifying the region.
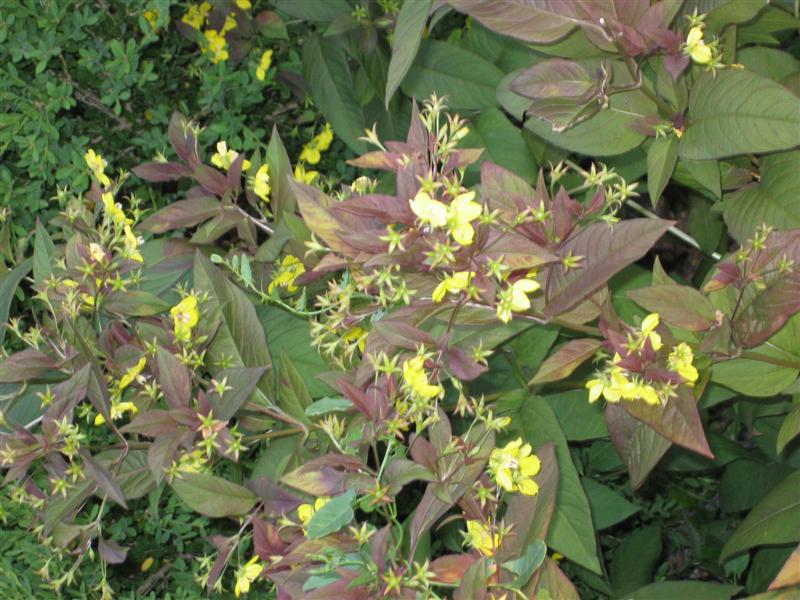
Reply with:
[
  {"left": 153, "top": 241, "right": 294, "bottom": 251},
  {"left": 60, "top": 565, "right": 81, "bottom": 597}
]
[
  {"left": 627, "top": 284, "right": 717, "bottom": 331},
  {"left": 622, "top": 581, "right": 741, "bottom": 600},
  {"left": 685, "top": 158, "right": 722, "bottom": 198},
  {"left": 680, "top": 70, "right": 800, "bottom": 160},
  {"left": 171, "top": 472, "right": 257, "bottom": 518},
  {"left": 582, "top": 478, "right": 640, "bottom": 530},
  {"left": 304, "top": 397, "right": 352, "bottom": 417},
  {"left": 0, "top": 258, "right": 32, "bottom": 347},
  {"left": 277, "top": 352, "right": 312, "bottom": 424},
  {"left": 306, "top": 489, "right": 356, "bottom": 539},
  {"left": 723, "top": 151, "right": 800, "bottom": 242},
  {"left": 646, "top": 135, "right": 678, "bottom": 207},
  {"left": 503, "top": 539, "right": 547, "bottom": 587},
  {"left": 464, "top": 107, "right": 539, "bottom": 181},
  {"left": 273, "top": 0, "right": 350, "bottom": 22},
  {"left": 720, "top": 470, "right": 800, "bottom": 561},
  {"left": 545, "top": 390, "right": 607, "bottom": 442},
  {"left": 720, "top": 459, "right": 795, "bottom": 513},
  {"left": 103, "top": 290, "right": 171, "bottom": 317},
  {"left": 302, "top": 35, "right": 366, "bottom": 152},
  {"left": 402, "top": 40, "right": 504, "bottom": 110},
  {"left": 385, "top": 0, "right": 431, "bottom": 106},
  {"left": 33, "top": 219, "right": 56, "bottom": 284},
  {"left": 266, "top": 126, "right": 295, "bottom": 221},
  {"left": 777, "top": 404, "right": 800, "bottom": 454},
  {"left": 611, "top": 526, "right": 662, "bottom": 597},
  {"left": 511, "top": 391, "right": 601, "bottom": 574}
]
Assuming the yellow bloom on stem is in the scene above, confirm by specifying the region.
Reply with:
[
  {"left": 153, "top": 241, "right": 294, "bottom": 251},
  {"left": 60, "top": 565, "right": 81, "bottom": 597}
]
[
  {"left": 210, "top": 141, "right": 250, "bottom": 171},
  {"left": 102, "top": 192, "right": 132, "bottom": 226},
  {"left": 94, "top": 400, "right": 139, "bottom": 426},
  {"left": 256, "top": 49, "right": 273, "bottom": 81},
  {"left": 410, "top": 190, "right": 448, "bottom": 229},
  {"left": 143, "top": 9, "right": 160, "bottom": 30},
  {"left": 299, "top": 124, "right": 334, "bottom": 165},
  {"left": 432, "top": 271, "right": 474, "bottom": 303},
  {"left": 620, "top": 377, "right": 661, "bottom": 406},
  {"left": 253, "top": 164, "right": 271, "bottom": 201},
  {"left": 294, "top": 163, "right": 319, "bottom": 184},
  {"left": 639, "top": 312, "right": 662, "bottom": 351},
  {"left": 222, "top": 13, "right": 238, "bottom": 33},
  {"left": 88, "top": 242, "right": 106, "bottom": 263},
  {"left": 123, "top": 225, "right": 144, "bottom": 263},
  {"left": 488, "top": 438, "right": 541, "bottom": 496},
  {"left": 586, "top": 365, "right": 629, "bottom": 403},
  {"left": 118, "top": 357, "right": 147, "bottom": 393},
  {"left": 446, "top": 191, "right": 482, "bottom": 246},
  {"left": 496, "top": 277, "right": 540, "bottom": 323},
  {"left": 171, "top": 294, "right": 200, "bottom": 342},
  {"left": 234, "top": 555, "right": 264, "bottom": 597},
  {"left": 465, "top": 520, "right": 500, "bottom": 557},
  {"left": 668, "top": 342, "right": 698, "bottom": 385},
  {"left": 203, "top": 29, "right": 229, "bottom": 64},
  {"left": 402, "top": 355, "right": 444, "bottom": 400},
  {"left": 235, "top": 0, "right": 252, "bottom": 9},
  {"left": 140, "top": 557, "right": 155, "bottom": 573},
  {"left": 343, "top": 326, "right": 368, "bottom": 352},
  {"left": 85, "top": 148, "right": 111, "bottom": 187},
  {"left": 268, "top": 255, "right": 305, "bottom": 294},
  {"left": 297, "top": 497, "right": 331, "bottom": 531},
  {"left": 181, "top": 2, "right": 211, "bottom": 30},
  {"left": 685, "top": 26, "right": 712, "bottom": 64}
]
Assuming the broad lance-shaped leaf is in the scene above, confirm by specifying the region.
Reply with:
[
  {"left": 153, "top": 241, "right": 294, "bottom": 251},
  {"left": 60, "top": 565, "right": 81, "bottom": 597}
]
[
  {"left": 605, "top": 402, "right": 672, "bottom": 489},
  {"left": 720, "top": 470, "right": 800, "bottom": 561},
  {"left": 306, "top": 489, "right": 356, "bottom": 539},
  {"left": 680, "top": 69, "right": 800, "bottom": 160},
  {"left": 646, "top": 135, "right": 678, "bottom": 208},
  {"left": 140, "top": 198, "right": 221, "bottom": 233},
  {"left": 544, "top": 219, "right": 674, "bottom": 318},
  {"left": 0, "top": 258, "right": 32, "bottom": 347},
  {"left": 170, "top": 472, "right": 257, "bottom": 518},
  {"left": 529, "top": 339, "right": 601, "bottom": 385},
  {"left": 156, "top": 346, "right": 192, "bottom": 409},
  {"left": 33, "top": 219, "right": 56, "bottom": 284},
  {"left": 622, "top": 386, "right": 713, "bottom": 459},
  {"left": 209, "top": 366, "right": 269, "bottom": 421},
  {"left": 627, "top": 284, "right": 717, "bottom": 331},
  {"left": 448, "top": 0, "right": 578, "bottom": 43},
  {"left": 265, "top": 126, "right": 294, "bottom": 220},
  {"left": 385, "top": 0, "right": 430, "bottom": 106}
]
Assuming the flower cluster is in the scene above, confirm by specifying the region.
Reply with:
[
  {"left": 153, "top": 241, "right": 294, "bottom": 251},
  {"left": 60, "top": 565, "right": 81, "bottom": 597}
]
[
  {"left": 586, "top": 313, "right": 699, "bottom": 406},
  {"left": 294, "top": 123, "right": 334, "bottom": 183},
  {"left": 181, "top": 1, "right": 252, "bottom": 64}
]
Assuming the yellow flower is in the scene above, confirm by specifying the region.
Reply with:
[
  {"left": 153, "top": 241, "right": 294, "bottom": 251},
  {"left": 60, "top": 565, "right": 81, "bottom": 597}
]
[
  {"left": 143, "top": 9, "right": 160, "bottom": 30},
  {"left": 210, "top": 141, "right": 250, "bottom": 171},
  {"left": 410, "top": 190, "right": 448, "bottom": 229},
  {"left": 85, "top": 148, "right": 111, "bottom": 187},
  {"left": 620, "top": 377, "right": 661, "bottom": 405},
  {"left": 297, "top": 497, "right": 331, "bottom": 530},
  {"left": 89, "top": 242, "right": 106, "bottom": 263},
  {"left": 432, "top": 271, "right": 474, "bottom": 303},
  {"left": 102, "top": 192, "right": 132, "bottom": 226},
  {"left": 253, "top": 164, "right": 270, "bottom": 201},
  {"left": 465, "top": 520, "right": 500, "bottom": 557},
  {"left": 256, "top": 49, "right": 273, "bottom": 81},
  {"left": 268, "top": 255, "right": 305, "bottom": 294},
  {"left": 586, "top": 365, "right": 629, "bottom": 403},
  {"left": 685, "top": 26, "right": 712, "bottom": 64},
  {"left": 343, "top": 326, "right": 368, "bottom": 352},
  {"left": 299, "top": 124, "right": 334, "bottom": 164},
  {"left": 94, "top": 400, "right": 139, "bottom": 426},
  {"left": 234, "top": 555, "right": 263, "bottom": 597},
  {"left": 402, "top": 355, "right": 444, "bottom": 400},
  {"left": 171, "top": 294, "right": 200, "bottom": 342},
  {"left": 222, "top": 13, "right": 238, "bottom": 33},
  {"left": 181, "top": 2, "right": 211, "bottom": 30},
  {"left": 496, "top": 277, "right": 540, "bottom": 323},
  {"left": 235, "top": 0, "right": 252, "bottom": 8},
  {"left": 203, "top": 29, "right": 229, "bottom": 64},
  {"left": 123, "top": 225, "right": 144, "bottom": 263},
  {"left": 668, "top": 342, "right": 698, "bottom": 385},
  {"left": 294, "top": 163, "right": 319, "bottom": 184},
  {"left": 639, "top": 313, "right": 662, "bottom": 351},
  {"left": 118, "top": 357, "right": 147, "bottom": 394},
  {"left": 488, "top": 438, "right": 541, "bottom": 495},
  {"left": 446, "top": 191, "right": 482, "bottom": 246},
  {"left": 141, "top": 557, "right": 155, "bottom": 573}
]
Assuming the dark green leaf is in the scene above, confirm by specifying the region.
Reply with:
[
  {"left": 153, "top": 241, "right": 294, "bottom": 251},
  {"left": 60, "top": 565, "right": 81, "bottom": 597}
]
[
  {"left": 385, "top": 0, "right": 431, "bottom": 106},
  {"left": 582, "top": 478, "right": 640, "bottom": 530},
  {"left": 646, "top": 135, "right": 678, "bottom": 207},
  {"left": 622, "top": 581, "right": 741, "bottom": 600},
  {"left": 306, "top": 489, "right": 356, "bottom": 539},
  {"left": 611, "top": 526, "right": 662, "bottom": 597}
]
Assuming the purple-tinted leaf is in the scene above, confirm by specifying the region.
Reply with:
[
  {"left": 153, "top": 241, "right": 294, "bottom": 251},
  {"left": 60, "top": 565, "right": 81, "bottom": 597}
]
[
  {"left": 156, "top": 346, "right": 192, "bottom": 409},
  {"left": 140, "top": 198, "right": 221, "bottom": 233},
  {"left": 529, "top": 339, "right": 601, "bottom": 385},
  {"left": 47, "top": 364, "right": 91, "bottom": 421},
  {"left": 255, "top": 10, "right": 288, "bottom": 39},
  {"left": 448, "top": 0, "right": 577, "bottom": 44},
  {"left": 246, "top": 477, "right": 303, "bottom": 517},
  {"left": 103, "top": 290, "right": 171, "bottom": 317},
  {"left": 605, "top": 402, "right": 672, "bottom": 489},
  {"left": 209, "top": 366, "right": 269, "bottom": 421},
  {"left": 207, "top": 534, "right": 237, "bottom": 587},
  {"left": 123, "top": 409, "right": 197, "bottom": 436},
  {"left": 512, "top": 59, "right": 595, "bottom": 100},
  {"left": 171, "top": 472, "right": 257, "bottom": 518},
  {"left": 627, "top": 284, "right": 717, "bottom": 331},
  {"left": 132, "top": 161, "right": 192, "bottom": 182},
  {"left": 430, "top": 554, "right": 479, "bottom": 585},
  {"left": 526, "top": 556, "right": 580, "bottom": 599},
  {"left": 98, "top": 538, "right": 128, "bottom": 564},
  {"left": 0, "top": 349, "right": 59, "bottom": 382},
  {"left": 167, "top": 112, "right": 200, "bottom": 166},
  {"left": 82, "top": 451, "right": 128, "bottom": 508},
  {"left": 622, "top": 386, "right": 712, "bottom": 459},
  {"left": 383, "top": 459, "right": 436, "bottom": 494},
  {"left": 195, "top": 164, "right": 228, "bottom": 196},
  {"left": 447, "top": 346, "right": 489, "bottom": 381},
  {"left": 544, "top": 219, "right": 674, "bottom": 317},
  {"left": 266, "top": 126, "right": 294, "bottom": 220},
  {"left": 453, "top": 557, "right": 490, "bottom": 600},
  {"left": 147, "top": 434, "right": 183, "bottom": 485}
]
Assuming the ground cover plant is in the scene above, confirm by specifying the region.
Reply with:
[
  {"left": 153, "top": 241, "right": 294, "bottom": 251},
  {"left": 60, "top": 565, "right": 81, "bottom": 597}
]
[{"left": 1, "top": 1, "right": 800, "bottom": 599}]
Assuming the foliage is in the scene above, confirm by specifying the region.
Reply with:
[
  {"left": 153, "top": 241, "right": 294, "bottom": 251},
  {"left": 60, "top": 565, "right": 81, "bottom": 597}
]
[{"left": 1, "top": 1, "right": 800, "bottom": 599}]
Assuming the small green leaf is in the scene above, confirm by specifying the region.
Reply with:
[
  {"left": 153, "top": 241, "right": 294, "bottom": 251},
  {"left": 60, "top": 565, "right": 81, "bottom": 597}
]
[
  {"left": 306, "top": 489, "right": 356, "bottom": 539},
  {"left": 582, "top": 478, "right": 640, "bottom": 530},
  {"left": 646, "top": 135, "right": 678, "bottom": 207},
  {"left": 503, "top": 539, "right": 547, "bottom": 587},
  {"left": 304, "top": 397, "right": 353, "bottom": 417}
]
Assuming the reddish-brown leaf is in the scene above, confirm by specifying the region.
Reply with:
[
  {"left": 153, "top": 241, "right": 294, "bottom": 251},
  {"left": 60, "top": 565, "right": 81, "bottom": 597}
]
[{"left": 529, "top": 339, "right": 601, "bottom": 385}]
